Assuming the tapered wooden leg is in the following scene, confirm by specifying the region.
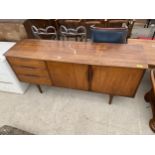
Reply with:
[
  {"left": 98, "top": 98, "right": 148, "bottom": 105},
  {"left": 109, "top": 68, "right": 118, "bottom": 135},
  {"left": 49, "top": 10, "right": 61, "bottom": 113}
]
[
  {"left": 36, "top": 85, "right": 43, "bottom": 93},
  {"left": 146, "top": 89, "right": 155, "bottom": 132},
  {"left": 149, "top": 119, "right": 155, "bottom": 132},
  {"left": 144, "top": 90, "right": 151, "bottom": 102},
  {"left": 152, "top": 31, "right": 155, "bottom": 40},
  {"left": 109, "top": 95, "right": 113, "bottom": 104}
]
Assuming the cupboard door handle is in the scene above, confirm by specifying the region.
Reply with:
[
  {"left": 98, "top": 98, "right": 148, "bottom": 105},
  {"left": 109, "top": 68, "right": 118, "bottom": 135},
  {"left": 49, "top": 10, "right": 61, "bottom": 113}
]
[{"left": 88, "top": 65, "right": 93, "bottom": 82}]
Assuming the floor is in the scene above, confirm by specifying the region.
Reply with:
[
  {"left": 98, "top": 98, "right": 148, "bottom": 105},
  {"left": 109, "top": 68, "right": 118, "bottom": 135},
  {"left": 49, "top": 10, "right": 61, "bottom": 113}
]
[
  {"left": 0, "top": 71, "right": 153, "bottom": 134},
  {"left": 131, "top": 22, "right": 155, "bottom": 38},
  {"left": 0, "top": 22, "right": 155, "bottom": 135}
]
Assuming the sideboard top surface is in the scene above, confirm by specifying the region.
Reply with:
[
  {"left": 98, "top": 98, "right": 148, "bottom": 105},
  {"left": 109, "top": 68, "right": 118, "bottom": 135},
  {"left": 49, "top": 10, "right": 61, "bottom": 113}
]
[
  {"left": 128, "top": 39, "right": 155, "bottom": 68},
  {"left": 5, "top": 39, "right": 148, "bottom": 69}
]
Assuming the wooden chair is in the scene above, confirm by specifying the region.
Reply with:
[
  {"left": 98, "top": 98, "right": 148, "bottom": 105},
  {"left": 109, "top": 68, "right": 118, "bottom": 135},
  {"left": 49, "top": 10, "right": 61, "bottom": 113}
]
[
  {"left": 23, "top": 19, "right": 58, "bottom": 39},
  {"left": 106, "top": 19, "right": 135, "bottom": 38},
  {"left": 91, "top": 26, "right": 128, "bottom": 104},
  {"left": 81, "top": 19, "right": 107, "bottom": 39},
  {"left": 57, "top": 19, "right": 82, "bottom": 28},
  {"left": 107, "top": 19, "right": 129, "bottom": 27},
  {"left": 144, "top": 69, "right": 155, "bottom": 132}
]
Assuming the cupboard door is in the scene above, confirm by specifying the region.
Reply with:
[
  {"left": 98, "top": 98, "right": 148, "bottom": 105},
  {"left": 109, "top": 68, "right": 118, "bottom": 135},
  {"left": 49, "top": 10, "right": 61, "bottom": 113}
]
[
  {"left": 47, "top": 61, "right": 89, "bottom": 90},
  {"left": 91, "top": 66, "right": 145, "bottom": 97}
]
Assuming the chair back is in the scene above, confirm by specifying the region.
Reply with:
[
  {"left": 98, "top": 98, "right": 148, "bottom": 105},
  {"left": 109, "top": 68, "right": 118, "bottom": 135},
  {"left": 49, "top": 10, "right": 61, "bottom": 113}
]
[
  {"left": 31, "top": 25, "right": 57, "bottom": 40},
  {"left": 91, "top": 26, "right": 128, "bottom": 43},
  {"left": 59, "top": 25, "right": 87, "bottom": 41}
]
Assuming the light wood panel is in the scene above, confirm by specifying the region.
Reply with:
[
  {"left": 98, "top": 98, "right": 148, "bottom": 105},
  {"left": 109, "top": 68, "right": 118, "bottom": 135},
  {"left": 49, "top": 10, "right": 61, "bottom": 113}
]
[
  {"left": 91, "top": 66, "right": 145, "bottom": 97},
  {"left": 47, "top": 61, "right": 89, "bottom": 90}
]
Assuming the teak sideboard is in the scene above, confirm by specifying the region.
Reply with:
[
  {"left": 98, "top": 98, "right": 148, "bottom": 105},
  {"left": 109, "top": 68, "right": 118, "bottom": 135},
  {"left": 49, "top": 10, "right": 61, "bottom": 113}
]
[{"left": 5, "top": 39, "right": 148, "bottom": 103}]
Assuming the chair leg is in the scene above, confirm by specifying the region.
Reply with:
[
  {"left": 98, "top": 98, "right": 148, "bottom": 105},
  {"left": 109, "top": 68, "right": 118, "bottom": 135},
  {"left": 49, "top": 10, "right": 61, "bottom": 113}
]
[
  {"left": 146, "top": 89, "right": 155, "bottom": 132},
  {"left": 144, "top": 90, "right": 151, "bottom": 102},
  {"left": 109, "top": 95, "right": 113, "bottom": 104},
  {"left": 75, "top": 36, "right": 78, "bottom": 41},
  {"left": 36, "top": 85, "right": 43, "bottom": 93},
  {"left": 149, "top": 119, "right": 155, "bottom": 132},
  {"left": 80, "top": 36, "right": 83, "bottom": 42},
  {"left": 152, "top": 31, "right": 155, "bottom": 40},
  {"left": 149, "top": 96, "right": 155, "bottom": 132}
]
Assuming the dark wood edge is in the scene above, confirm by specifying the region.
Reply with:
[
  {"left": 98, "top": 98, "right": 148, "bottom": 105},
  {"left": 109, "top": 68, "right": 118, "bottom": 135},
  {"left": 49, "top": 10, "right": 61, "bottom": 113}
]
[
  {"left": 18, "top": 74, "right": 48, "bottom": 78},
  {"left": 45, "top": 61, "right": 54, "bottom": 86},
  {"left": 12, "top": 65, "right": 46, "bottom": 70},
  {"left": 151, "top": 69, "right": 155, "bottom": 95},
  {"left": 87, "top": 65, "right": 93, "bottom": 91},
  {"left": 132, "top": 69, "right": 146, "bottom": 97}
]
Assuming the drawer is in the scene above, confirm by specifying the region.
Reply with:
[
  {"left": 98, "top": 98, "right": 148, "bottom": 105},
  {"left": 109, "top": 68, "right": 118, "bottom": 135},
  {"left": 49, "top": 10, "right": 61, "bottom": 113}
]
[
  {"left": 18, "top": 75, "right": 51, "bottom": 85},
  {"left": 12, "top": 66, "right": 49, "bottom": 77},
  {"left": 7, "top": 57, "right": 46, "bottom": 69}
]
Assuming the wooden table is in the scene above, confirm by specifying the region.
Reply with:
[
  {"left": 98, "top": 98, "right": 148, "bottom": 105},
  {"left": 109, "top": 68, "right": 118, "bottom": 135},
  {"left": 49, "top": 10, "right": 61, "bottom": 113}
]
[{"left": 5, "top": 39, "right": 148, "bottom": 105}]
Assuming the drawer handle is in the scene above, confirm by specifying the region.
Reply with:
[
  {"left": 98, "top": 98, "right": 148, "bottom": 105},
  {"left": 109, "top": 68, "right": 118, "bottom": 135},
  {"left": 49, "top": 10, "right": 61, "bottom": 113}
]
[
  {"left": 15, "top": 65, "right": 38, "bottom": 69},
  {"left": 20, "top": 74, "right": 40, "bottom": 78}
]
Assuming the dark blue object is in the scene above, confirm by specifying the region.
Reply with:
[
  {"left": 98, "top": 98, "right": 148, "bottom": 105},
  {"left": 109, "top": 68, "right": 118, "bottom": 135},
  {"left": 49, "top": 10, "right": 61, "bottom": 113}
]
[{"left": 91, "top": 27, "right": 128, "bottom": 43}]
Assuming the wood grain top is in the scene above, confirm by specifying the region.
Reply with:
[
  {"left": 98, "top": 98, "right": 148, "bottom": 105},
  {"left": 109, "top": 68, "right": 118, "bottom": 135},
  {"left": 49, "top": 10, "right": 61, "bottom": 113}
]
[
  {"left": 128, "top": 39, "right": 155, "bottom": 68},
  {"left": 5, "top": 39, "right": 148, "bottom": 69}
]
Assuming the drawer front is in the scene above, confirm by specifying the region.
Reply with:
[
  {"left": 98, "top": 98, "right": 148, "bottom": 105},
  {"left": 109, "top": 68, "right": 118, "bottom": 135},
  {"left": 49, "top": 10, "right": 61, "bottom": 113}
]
[
  {"left": 12, "top": 66, "right": 49, "bottom": 77},
  {"left": 7, "top": 57, "right": 46, "bottom": 69},
  {"left": 18, "top": 75, "right": 51, "bottom": 85}
]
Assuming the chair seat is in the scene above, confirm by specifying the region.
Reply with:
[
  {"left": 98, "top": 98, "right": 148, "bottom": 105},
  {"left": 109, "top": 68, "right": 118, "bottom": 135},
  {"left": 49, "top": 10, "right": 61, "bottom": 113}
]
[{"left": 91, "top": 26, "right": 128, "bottom": 43}]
